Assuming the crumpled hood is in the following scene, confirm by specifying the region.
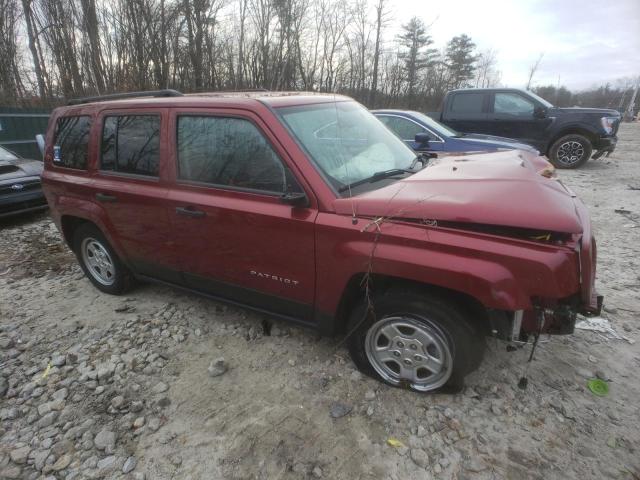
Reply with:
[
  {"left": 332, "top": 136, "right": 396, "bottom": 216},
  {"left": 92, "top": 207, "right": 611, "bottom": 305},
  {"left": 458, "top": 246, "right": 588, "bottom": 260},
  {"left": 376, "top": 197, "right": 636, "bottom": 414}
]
[
  {"left": 0, "top": 158, "right": 43, "bottom": 181},
  {"left": 333, "top": 150, "right": 583, "bottom": 234}
]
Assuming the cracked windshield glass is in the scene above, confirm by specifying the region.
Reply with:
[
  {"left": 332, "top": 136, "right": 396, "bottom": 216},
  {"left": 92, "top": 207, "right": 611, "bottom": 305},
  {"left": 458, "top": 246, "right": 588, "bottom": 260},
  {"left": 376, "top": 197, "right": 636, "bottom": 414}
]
[{"left": 278, "top": 101, "right": 416, "bottom": 193}]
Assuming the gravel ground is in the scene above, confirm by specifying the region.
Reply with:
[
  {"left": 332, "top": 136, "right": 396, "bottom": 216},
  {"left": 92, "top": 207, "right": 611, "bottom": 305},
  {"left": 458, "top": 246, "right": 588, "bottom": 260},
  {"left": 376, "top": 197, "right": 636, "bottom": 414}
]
[{"left": 1, "top": 123, "right": 639, "bottom": 480}]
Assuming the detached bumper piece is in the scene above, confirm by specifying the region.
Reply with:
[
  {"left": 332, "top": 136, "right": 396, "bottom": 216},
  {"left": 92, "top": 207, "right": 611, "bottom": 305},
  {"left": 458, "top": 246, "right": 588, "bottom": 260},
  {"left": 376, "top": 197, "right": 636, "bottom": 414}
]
[
  {"left": 542, "top": 305, "right": 577, "bottom": 335},
  {"left": 592, "top": 136, "right": 617, "bottom": 159}
]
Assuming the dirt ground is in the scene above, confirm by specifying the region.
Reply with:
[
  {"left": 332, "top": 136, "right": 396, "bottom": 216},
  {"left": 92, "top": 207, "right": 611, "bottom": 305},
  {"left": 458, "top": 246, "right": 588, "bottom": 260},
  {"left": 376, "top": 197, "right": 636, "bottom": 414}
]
[{"left": 1, "top": 123, "right": 639, "bottom": 480}]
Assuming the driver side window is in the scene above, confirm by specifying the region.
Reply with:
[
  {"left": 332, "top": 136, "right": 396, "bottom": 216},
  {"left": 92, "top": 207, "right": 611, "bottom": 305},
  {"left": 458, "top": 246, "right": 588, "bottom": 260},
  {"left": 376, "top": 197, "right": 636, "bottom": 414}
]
[
  {"left": 379, "top": 116, "right": 435, "bottom": 141},
  {"left": 177, "top": 116, "right": 290, "bottom": 193}
]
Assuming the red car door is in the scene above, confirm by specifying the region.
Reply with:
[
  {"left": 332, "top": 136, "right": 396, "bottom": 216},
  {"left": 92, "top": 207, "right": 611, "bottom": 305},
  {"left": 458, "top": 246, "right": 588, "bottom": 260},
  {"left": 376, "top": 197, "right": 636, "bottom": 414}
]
[
  {"left": 92, "top": 108, "right": 181, "bottom": 283},
  {"left": 166, "top": 108, "right": 318, "bottom": 322}
]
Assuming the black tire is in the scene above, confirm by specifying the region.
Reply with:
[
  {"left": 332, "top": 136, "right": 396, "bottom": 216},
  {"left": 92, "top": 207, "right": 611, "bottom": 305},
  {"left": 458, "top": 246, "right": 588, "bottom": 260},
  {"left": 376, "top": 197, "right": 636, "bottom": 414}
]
[
  {"left": 549, "top": 134, "right": 593, "bottom": 169},
  {"left": 346, "top": 288, "right": 484, "bottom": 393},
  {"left": 72, "top": 223, "right": 134, "bottom": 295}
]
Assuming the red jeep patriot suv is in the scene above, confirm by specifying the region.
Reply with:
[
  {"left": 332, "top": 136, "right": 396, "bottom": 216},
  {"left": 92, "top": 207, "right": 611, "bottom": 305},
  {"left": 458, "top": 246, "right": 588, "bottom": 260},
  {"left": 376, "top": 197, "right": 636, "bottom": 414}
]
[{"left": 42, "top": 90, "right": 602, "bottom": 393}]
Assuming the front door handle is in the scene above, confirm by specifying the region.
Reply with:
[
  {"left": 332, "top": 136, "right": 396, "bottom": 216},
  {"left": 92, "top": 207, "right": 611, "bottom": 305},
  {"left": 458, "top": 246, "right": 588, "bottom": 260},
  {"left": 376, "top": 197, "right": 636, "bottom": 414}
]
[
  {"left": 176, "top": 206, "right": 205, "bottom": 218},
  {"left": 96, "top": 193, "right": 117, "bottom": 203}
]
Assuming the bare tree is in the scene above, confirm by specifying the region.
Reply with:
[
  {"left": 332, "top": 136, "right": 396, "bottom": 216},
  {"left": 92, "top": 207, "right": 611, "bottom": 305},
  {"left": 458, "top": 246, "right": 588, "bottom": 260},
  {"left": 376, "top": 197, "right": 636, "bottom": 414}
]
[
  {"left": 526, "top": 52, "right": 544, "bottom": 90},
  {"left": 21, "top": 0, "right": 49, "bottom": 100},
  {"left": 0, "top": 0, "right": 24, "bottom": 104},
  {"left": 368, "top": 0, "right": 389, "bottom": 106},
  {"left": 474, "top": 48, "right": 500, "bottom": 88},
  {"left": 0, "top": 0, "right": 527, "bottom": 110}
]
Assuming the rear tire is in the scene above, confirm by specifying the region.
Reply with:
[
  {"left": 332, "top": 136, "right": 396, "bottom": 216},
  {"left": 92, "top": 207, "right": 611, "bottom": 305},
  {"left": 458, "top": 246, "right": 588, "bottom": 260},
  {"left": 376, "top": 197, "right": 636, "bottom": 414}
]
[
  {"left": 346, "top": 288, "right": 485, "bottom": 393},
  {"left": 73, "top": 223, "right": 134, "bottom": 295},
  {"left": 549, "top": 134, "right": 592, "bottom": 169}
]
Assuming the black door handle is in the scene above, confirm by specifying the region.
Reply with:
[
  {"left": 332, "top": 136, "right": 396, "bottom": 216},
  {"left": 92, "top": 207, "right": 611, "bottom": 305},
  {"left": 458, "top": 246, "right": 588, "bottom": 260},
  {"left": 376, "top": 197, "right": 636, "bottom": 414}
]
[
  {"left": 96, "top": 193, "right": 117, "bottom": 203},
  {"left": 176, "top": 206, "right": 205, "bottom": 218}
]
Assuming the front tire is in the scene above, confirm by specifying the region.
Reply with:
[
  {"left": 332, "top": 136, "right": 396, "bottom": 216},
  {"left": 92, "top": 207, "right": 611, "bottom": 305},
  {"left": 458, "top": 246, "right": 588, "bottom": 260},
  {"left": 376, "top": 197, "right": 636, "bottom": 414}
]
[
  {"left": 549, "top": 134, "right": 592, "bottom": 169},
  {"left": 346, "top": 288, "right": 484, "bottom": 393},
  {"left": 73, "top": 223, "right": 134, "bottom": 295}
]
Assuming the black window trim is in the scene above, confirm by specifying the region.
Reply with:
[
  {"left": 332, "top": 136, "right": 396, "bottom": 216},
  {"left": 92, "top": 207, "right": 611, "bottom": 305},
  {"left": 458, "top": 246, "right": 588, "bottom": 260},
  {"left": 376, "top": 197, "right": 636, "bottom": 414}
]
[
  {"left": 52, "top": 114, "right": 93, "bottom": 171},
  {"left": 375, "top": 113, "right": 444, "bottom": 143},
  {"left": 98, "top": 113, "right": 162, "bottom": 180},
  {"left": 175, "top": 178, "right": 287, "bottom": 198},
  {"left": 97, "top": 169, "right": 162, "bottom": 183},
  {"left": 174, "top": 112, "right": 298, "bottom": 197}
]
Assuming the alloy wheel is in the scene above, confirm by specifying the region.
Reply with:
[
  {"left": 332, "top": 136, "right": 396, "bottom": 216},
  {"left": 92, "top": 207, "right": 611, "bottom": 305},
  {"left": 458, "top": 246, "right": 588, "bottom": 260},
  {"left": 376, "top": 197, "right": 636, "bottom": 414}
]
[
  {"left": 364, "top": 315, "right": 454, "bottom": 391},
  {"left": 556, "top": 141, "right": 585, "bottom": 166},
  {"left": 81, "top": 237, "right": 116, "bottom": 286}
]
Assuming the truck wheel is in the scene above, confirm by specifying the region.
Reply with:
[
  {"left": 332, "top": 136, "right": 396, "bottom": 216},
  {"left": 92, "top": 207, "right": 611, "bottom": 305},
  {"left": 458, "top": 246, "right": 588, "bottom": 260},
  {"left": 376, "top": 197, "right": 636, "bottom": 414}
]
[
  {"left": 549, "top": 134, "right": 592, "bottom": 169},
  {"left": 346, "top": 289, "right": 484, "bottom": 393},
  {"left": 73, "top": 223, "right": 134, "bottom": 295}
]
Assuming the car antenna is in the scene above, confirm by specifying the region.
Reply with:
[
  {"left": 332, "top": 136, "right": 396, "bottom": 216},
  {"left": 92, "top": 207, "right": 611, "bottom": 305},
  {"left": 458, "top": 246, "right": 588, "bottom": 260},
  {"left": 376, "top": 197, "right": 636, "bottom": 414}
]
[{"left": 333, "top": 94, "right": 357, "bottom": 225}]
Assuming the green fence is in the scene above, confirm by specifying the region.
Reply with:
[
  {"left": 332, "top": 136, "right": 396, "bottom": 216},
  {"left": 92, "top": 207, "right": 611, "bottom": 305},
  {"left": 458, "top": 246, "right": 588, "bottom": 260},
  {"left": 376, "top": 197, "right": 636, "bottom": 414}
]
[{"left": 0, "top": 108, "right": 51, "bottom": 159}]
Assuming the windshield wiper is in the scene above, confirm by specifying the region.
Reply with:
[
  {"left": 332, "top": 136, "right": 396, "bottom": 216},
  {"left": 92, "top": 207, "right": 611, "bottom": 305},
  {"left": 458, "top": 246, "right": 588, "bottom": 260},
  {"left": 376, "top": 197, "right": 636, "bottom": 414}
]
[{"left": 338, "top": 168, "right": 414, "bottom": 192}]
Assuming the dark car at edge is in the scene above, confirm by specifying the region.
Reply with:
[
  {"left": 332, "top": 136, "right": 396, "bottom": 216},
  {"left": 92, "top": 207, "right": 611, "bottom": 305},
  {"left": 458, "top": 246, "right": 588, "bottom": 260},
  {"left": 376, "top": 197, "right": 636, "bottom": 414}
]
[{"left": 0, "top": 145, "right": 47, "bottom": 219}]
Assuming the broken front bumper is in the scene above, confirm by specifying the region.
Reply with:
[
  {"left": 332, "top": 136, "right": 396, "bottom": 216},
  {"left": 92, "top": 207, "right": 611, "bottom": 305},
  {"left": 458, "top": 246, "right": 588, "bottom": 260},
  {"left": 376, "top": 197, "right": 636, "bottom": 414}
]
[{"left": 592, "top": 136, "right": 617, "bottom": 159}]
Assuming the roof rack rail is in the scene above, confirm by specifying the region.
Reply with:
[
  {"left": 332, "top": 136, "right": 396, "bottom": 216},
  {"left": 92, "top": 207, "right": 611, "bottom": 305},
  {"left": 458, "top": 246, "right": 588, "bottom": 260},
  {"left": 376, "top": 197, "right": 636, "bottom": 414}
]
[
  {"left": 222, "top": 88, "right": 269, "bottom": 92},
  {"left": 67, "top": 89, "right": 183, "bottom": 106},
  {"left": 187, "top": 88, "right": 270, "bottom": 95}
]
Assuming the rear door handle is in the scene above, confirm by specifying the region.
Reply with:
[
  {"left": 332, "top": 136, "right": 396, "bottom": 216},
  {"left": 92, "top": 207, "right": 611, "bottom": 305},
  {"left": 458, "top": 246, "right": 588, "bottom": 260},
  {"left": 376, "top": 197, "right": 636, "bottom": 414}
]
[
  {"left": 96, "top": 193, "right": 117, "bottom": 203},
  {"left": 176, "top": 206, "right": 205, "bottom": 218}
]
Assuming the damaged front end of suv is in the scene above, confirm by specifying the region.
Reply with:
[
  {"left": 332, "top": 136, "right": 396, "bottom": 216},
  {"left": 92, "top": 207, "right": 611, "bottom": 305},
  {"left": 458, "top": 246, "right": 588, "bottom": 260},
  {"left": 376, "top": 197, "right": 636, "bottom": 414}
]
[{"left": 332, "top": 148, "right": 602, "bottom": 348}]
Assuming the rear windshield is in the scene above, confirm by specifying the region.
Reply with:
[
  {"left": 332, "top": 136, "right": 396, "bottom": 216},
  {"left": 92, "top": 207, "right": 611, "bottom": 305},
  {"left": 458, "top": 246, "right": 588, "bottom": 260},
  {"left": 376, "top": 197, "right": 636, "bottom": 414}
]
[{"left": 54, "top": 116, "right": 91, "bottom": 169}]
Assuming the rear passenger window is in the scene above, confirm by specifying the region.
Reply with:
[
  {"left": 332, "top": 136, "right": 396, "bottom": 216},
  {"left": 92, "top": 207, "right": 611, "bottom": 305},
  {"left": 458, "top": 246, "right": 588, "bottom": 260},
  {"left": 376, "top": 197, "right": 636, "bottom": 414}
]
[
  {"left": 101, "top": 115, "right": 160, "bottom": 177},
  {"left": 450, "top": 93, "right": 484, "bottom": 114},
  {"left": 54, "top": 116, "right": 91, "bottom": 169},
  {"left": 177, "top": 116, "right": 286, "bottom": 193}
]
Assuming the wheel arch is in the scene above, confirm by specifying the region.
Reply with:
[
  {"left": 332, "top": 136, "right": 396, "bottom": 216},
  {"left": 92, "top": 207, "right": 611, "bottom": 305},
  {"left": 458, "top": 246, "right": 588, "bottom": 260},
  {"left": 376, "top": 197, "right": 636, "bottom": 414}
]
[
  {"left": 59, "top": 213, "right": 129, "bottom": 269},
  {"left": 546, "top": 126, "right": 597, "bottom": 154},
  {"left": 331, "top": 273, "right": 492, "bottom": 336},
  {"left": 60, "top": 215, "right": 91, "bottom": 248}
]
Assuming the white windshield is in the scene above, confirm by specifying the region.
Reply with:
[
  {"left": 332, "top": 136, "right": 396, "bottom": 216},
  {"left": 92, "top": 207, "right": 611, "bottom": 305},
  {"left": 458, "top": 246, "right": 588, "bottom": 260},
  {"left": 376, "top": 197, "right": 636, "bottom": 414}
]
[{"left": 278, "top": 101, "right": 416, "bottom": 193}]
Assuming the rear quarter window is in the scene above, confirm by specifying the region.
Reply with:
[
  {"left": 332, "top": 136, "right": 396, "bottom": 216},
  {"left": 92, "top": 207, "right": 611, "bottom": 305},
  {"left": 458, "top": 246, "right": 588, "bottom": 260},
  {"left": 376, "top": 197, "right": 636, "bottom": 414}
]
[
  {"left": 54, "top": 116, "right": 92, "bottom": 169},
  {"left": 450, "top": 93, "right": 484, "bottom": 114}
]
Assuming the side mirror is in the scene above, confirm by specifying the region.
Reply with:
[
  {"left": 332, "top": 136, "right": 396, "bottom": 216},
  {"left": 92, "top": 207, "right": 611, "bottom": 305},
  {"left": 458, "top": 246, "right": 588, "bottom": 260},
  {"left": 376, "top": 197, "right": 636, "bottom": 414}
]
[
  {"left": 280, "top": 191, "right": 309, "bottom": 208},
  {"left": 414, "top": 132, "right": 431, "bottom": 149},
  {"left": 533, "top": 106, "right": 547, "bottom": 119}
]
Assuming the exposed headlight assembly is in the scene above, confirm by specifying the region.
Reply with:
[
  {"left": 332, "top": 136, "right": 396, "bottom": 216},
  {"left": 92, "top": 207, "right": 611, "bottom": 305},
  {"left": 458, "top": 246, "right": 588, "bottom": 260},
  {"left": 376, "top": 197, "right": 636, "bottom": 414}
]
[{"left": 600, "top": 116, "right": 617, "bottom": 135}]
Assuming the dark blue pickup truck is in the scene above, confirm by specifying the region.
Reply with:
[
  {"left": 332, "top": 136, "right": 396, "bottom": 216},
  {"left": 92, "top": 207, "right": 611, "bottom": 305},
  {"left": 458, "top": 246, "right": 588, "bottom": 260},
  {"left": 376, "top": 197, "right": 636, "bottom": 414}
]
[{"left": 429, "top": 88, "right": 621, "bottom": 168}]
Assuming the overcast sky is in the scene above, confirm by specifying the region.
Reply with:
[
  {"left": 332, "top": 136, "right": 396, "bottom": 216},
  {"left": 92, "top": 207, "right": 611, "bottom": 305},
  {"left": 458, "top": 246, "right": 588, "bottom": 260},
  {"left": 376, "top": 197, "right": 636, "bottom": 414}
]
[{"left": 390, "top": 0, "right": 640, "bottom": 90}]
